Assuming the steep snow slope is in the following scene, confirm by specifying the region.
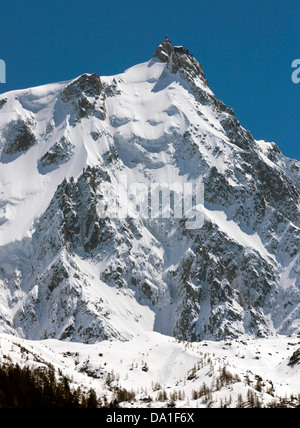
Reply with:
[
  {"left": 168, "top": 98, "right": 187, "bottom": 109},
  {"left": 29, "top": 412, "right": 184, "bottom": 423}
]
[{"left": 0, "top": 38, "right": 299, "bottom": 343}]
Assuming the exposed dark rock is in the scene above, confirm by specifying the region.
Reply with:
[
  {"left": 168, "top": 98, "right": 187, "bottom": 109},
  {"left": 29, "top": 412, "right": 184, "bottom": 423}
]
[
  {"left": 61, "top": 73, "right": 106, "bottom": 123},
  {"left": 1, "top": 118, "right": 36, "bottom": 157},
  {"left": 288, "top": 348, "right": 300, "bottom": 367},
  {"left": 220, "top": 114, "right": 255, "bottom": 150},
  {"left": 153, "top": 39, "right": 174, "bottom": 62},
  {"left": 154, "top": 38, "right": 234, "bottom": 116},
  {"left": 0, "top": 98, "right": 7, "bottom": 109},
  {"left": 38, "top": 137, "right": 75, "bottom": 173},
  {"left": 61, "top": 73, "right": 102, "bottom": 101},
  {"left": 102, "top": 78, "right": 122, "bottom": 97}
]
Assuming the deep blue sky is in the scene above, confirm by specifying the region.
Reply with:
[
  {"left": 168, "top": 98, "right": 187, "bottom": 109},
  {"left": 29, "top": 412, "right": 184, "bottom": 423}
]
[{"left": 0, "top": 0, "right": 299, "bottom": 160}]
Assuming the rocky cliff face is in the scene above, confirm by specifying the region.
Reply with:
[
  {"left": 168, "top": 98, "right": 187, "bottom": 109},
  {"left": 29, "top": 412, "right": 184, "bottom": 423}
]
[{"left": 0, "top": 38, "right": 299, "bottom": 343}]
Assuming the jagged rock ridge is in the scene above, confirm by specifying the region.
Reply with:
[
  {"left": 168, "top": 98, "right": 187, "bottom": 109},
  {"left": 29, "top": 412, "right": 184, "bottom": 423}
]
[{"left": 0, "top": 37, "right": 299, "bottom": 343}]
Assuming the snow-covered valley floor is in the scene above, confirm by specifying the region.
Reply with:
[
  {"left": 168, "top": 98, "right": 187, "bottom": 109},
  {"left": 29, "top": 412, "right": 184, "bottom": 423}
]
[{"left": 0, "top": 332, "right": 299, "bottom": 408}]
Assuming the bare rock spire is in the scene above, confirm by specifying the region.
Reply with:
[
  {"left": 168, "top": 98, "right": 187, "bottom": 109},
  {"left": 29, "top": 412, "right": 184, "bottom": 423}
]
[{"left": 153, "top": 37, "right": 174, "bottom": 63}]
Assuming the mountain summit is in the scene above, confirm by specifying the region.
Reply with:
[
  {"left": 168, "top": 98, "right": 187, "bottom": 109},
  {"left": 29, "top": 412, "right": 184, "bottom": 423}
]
[
  {"left": 0, "top": 39, "right": 299, "bottom": 343},
  {"left": 154, "top": 35, "right": 207, "bottom": 79},
  {"left": 153, "top": 36, "right": 234, "bottom": 116}
]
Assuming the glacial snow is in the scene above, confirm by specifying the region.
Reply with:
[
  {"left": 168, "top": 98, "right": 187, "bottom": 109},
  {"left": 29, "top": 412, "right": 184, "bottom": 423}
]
[{"left": 0, "top": 38, "right": 299, "bottom": 349}]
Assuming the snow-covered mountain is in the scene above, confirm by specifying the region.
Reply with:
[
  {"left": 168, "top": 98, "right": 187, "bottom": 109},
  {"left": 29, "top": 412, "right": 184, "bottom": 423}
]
[{"left": 0, "top": 37, "right": 299, "bottom": 345}]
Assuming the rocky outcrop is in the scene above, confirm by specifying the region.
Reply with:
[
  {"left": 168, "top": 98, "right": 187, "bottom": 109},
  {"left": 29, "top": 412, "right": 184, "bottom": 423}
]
[
  {"left": 154, "top": 38, "right": 174, "bottom": 63},
  {"left": 288, "top": 348, "right": 300, "bottom": 367},
  {"left": 0, "top": 98, "right": 7, "bottom": 109},
  {"left": 154, "top": 38, "right": 234, "bottom": 116},
  {"left": 38, "top": 137, "right": 75, "bottom": 173},
  {"left": 154, "top": 38, "right": 207, "bottom": 83},
  {"left": 1, "top": 118, "right": 36, "bottom": 159},
  {"left": 60, "top": 73, "right": 106, "bottom": 123}
]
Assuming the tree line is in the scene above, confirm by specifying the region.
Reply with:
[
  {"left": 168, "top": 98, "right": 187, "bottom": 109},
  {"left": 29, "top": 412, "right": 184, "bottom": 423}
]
[{"left": 0, "top": 362, "right": 99, "bottom": 408}]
